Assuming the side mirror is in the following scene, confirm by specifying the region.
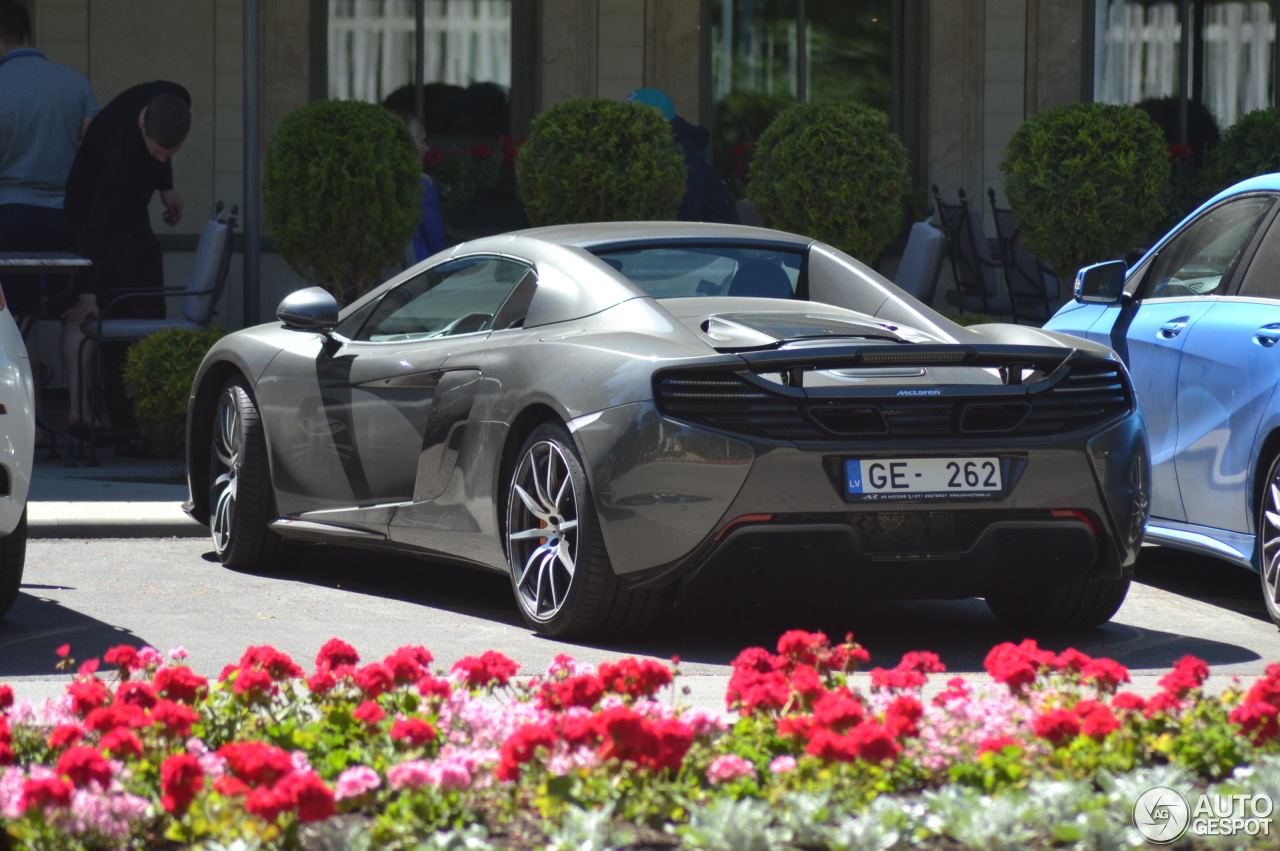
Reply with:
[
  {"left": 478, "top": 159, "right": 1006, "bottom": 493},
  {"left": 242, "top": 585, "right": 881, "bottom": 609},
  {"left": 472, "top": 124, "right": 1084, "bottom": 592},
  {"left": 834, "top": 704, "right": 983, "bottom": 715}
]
[
  {"left": 1073, "top": 260, "right": 1127, "bottom": 305},
  {"left": 277, "top": 287, "right": 339, "bottom": 332}
]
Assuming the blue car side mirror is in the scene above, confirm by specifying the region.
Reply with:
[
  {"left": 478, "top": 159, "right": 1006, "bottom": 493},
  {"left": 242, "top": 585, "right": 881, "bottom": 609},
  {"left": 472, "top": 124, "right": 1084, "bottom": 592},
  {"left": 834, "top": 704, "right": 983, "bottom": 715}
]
[{"left": 1074, "top": 260, "right": 1127, "bottom": 305}]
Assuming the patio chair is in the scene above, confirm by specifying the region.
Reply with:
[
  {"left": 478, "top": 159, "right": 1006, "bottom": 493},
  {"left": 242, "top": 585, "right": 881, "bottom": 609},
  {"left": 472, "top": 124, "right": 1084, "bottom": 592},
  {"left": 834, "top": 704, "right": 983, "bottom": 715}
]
[
  {"left": 892, "top": 212, "right": 947, "bottom": 308},
  {"left": 987, "top": 188, "right": 1063, "bottom": 324},
  {"left": 931, "top": 185, "right": 1013, "bottom": 319},
  {"left": 78, "top": 201, "right": 237, "bottom": 462}
]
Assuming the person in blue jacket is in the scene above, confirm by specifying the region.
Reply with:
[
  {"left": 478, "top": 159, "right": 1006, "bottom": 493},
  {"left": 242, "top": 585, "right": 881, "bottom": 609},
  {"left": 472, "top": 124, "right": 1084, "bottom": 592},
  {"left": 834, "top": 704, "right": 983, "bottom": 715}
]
[
  {"left": 395, "top": 111, "right": 448, "bottom": 263},
  {"left": 627, "top": 88, "right": 739, "bottom": 225}
]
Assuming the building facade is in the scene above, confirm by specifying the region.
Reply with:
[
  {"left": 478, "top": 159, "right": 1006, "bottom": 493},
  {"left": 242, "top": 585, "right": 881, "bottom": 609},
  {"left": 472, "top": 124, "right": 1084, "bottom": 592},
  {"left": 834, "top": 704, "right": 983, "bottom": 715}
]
[{"left": 17, "top": 0, "right": 1277, "bottom": 328}]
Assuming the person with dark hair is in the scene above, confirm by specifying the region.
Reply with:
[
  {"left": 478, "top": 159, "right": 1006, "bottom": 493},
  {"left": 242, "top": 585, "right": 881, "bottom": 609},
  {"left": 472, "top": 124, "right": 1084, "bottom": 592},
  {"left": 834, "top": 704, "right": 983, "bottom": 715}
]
[
  {"left": 62, "top": 81, "right": 191, "bottom": 448},
  {"left": 0, "top": 0, "right": 99, "bottom": 443},
  {"left": 626, "top": 88, "right": 739, "bottom": 225}
]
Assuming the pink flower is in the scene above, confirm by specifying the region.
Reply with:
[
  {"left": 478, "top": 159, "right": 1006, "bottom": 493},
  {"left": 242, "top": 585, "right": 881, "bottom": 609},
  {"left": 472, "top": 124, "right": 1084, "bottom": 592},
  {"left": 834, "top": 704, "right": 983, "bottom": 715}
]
[
  {"left": 706, "top": 754, "right": 755, "bottom": 784},
  {"left": 387, "top": 760, "right": 433, "bottom": 790},
  {"left": 768, "top": 755, "right": 798, "bottom": 773},
  {"left": 333, "top": 766, "right": 381, "bottom": 801}
]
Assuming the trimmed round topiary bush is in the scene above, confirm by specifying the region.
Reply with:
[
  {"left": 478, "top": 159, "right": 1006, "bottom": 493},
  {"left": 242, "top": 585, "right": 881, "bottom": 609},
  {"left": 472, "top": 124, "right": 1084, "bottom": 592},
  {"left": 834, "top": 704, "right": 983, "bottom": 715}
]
[
  {"left": 749, "top": 102, "right": 910, "bottom": 263},
  {"left": 1201, "top": 107, "right": 1280, "bottom": 198},
  {"left": 1002, "top": 102, "right": 1169, "bottom": 280},
  {"left": 122, "top": 327, "right": 227, "bottom": 461},
  {"left": 263, "top": 100, "right": 420, "bottom": 304},
  {"left": 515, "top": 99, "right": 685, "bottom": 225}
]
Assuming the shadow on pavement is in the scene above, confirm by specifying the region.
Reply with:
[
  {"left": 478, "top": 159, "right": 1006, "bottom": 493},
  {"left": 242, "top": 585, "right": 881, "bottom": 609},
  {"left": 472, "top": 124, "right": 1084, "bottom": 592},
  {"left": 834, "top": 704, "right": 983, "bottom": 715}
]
[{"left": 0, "top": 592, "right": 151, "bottom": 679}]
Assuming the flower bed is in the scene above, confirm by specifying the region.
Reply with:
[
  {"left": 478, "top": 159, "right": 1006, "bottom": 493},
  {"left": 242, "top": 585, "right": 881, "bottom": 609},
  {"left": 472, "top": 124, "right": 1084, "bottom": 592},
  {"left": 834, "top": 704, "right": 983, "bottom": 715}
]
[{"left": 2, "top": 632, "right": 1279, "bottom": 849}]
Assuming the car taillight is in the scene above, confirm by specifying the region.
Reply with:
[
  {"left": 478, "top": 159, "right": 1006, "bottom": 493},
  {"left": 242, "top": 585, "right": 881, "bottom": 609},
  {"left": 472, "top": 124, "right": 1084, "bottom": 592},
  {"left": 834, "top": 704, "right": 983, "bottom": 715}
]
[{"left": 1051, "top": 509, "right": 1097, "bottom": 534}]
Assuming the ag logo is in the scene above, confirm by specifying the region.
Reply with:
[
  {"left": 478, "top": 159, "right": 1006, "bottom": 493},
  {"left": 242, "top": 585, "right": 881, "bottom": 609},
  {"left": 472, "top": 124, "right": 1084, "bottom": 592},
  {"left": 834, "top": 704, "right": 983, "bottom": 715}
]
[{"left": 1133, "top": 785, "right": 1190, "bottom": 844}]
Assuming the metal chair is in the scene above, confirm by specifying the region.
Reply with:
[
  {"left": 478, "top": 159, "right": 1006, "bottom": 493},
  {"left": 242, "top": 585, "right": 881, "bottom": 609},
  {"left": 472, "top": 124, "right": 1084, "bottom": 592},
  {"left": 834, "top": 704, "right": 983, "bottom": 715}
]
[
  {"left": 892, "top": 213, "right": 947, "bottom": 308},
  {"left": 78, "top": 202, "right": 237, "bottom": 462},
  {"left": 931, "top": 185, "right": 1013, "bottom": 319},
  {"left": 987, "top": 188, "right": 1063, "bottom": 324}
]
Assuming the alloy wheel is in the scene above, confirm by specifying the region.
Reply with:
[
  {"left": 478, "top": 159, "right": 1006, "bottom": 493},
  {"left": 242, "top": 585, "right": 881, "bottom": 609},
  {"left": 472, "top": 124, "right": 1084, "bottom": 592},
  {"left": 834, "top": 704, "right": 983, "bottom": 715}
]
[
  {"left": 1261, "top": 459, "right": 1280, "bottom": 613},
  {"left": 210, "top": 386, "right": 243, "bottom": 554},
  {"left": 508, "top": 439, "right": 580, "bottom": 621}
]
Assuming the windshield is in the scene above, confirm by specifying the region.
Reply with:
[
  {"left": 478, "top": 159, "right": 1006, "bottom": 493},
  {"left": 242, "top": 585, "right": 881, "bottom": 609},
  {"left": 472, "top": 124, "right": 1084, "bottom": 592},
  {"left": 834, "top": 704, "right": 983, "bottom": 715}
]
[{"left": 592, "top": 245, "right": 804, "bottom": 300}]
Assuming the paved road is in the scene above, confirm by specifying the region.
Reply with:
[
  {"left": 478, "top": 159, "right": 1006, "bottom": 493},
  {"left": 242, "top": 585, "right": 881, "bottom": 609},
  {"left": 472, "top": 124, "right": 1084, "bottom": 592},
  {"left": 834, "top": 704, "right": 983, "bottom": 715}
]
[{"left": 2, "top": 538, "right": 1279, "bottom": 710}]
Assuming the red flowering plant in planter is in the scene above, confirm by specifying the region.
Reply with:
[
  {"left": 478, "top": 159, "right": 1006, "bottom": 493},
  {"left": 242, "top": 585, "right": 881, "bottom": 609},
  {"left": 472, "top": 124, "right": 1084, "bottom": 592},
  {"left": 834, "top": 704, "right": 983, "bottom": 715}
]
[
  {"left": 423, "top": 135, "right": 522, "bottom": 223},
  {"left": 1, "top": 632, "right": 1280, "bottom": 849}
]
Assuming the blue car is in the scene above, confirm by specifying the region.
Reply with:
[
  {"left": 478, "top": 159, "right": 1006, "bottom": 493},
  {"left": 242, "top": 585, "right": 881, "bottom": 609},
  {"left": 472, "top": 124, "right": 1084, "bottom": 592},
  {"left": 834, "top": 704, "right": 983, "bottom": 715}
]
[{"left": 1045, "top": 174, "right": 1280, "bottom": 627}]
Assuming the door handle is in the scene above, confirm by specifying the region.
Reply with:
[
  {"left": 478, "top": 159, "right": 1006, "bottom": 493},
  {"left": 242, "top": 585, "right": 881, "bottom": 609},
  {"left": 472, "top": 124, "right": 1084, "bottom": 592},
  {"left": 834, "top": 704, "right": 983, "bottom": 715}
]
[
  {"left": 1256, "top": 325, "right": 1280, "bottom": 348},
  {"left": 1158, "top": 320, "right": 1187, "bottom": 339}
]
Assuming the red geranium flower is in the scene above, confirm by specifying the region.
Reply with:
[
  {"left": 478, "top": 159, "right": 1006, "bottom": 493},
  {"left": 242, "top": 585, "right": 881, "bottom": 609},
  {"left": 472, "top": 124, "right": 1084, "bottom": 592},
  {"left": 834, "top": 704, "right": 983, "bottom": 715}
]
[
  {"left": 452, "top": 650, "right": 520, "bottom": 688},
  {"left": 806, "top": 720, "right": 901, "bottom": 764},
  {"left": 278, "top": 770, "right": 335, "bottom": 823},
  {"left": 21, "top": 775, "right": 73, "bottom": 811},
  {"left": 315, "top": 638, "right": 360, "bottom": 673},
  {"left": 56, "top": 745, "right": 113, "bottom": 788},
  {"left": 1159, "top": 655, "right": 1209, "bottom": 697},
  {"left": 116, "top": 680, "right": 157, "bottom": 709},
  {"left": 218, "top": 741, "right": 295, "bottom": 787},
  {"left": 153, "top": 665, "right": 209, "bottom": 704},
  {"left": 417, "top": 673, "right": 453, "bottom": 701},
  {"left": 0, "top": 683, "right": 12, "bottom": 712},
  {"left": 47, "top": 724, "right": 84, "bottom": 750},
  {"left": 67, "top": 678, "right": 110, "bottom": 716},
  {"left": 151, "top": 699, "right": 200, "bottom": 738},
  {"left": 104, "top": 644, "right": 140, "bottom": 677},
  {"left": 978, "top": 735, "right": 1019, "bottom": 755},
  {"left": 160, "top": 752, "right": 204, "bottom": 814},
  {"left": 884, "top": 695, "right": 925, "bottom": 739},
  {"left": 231, "top": 668, "right": 276, "bottom": 702},
  {"left": 539, "top": 673, "right": 604, "bottom": 711},
  {"left": 1231, "top": 698, "right": 1280, "bottom": 744},
  {"left": 812, "top": 689, "right": 865, "bottom": 734},
  {"left": 1033, "top": 709, "right": 1081, "bottom": 746},
  {"left": 383, "top": 645, "right": 434, "bottom": 684},
  {"left": 598, "top": 657, "right": 672, "bottom": 700},
  {"left": 84, "top": 702, "right": 149, "bottom": 733},
  {"left": 1081, "top": 657, "right": 1130, "bottom": 691},
  {"left": 495, "top": 721, "right": 558, "bottom": 781},
  {"left": 306, "top": 670, "right": 336, "bottom": 695},
  {"left": 353, "top": 700, "right": 385, "bottom": 726},
  {"left": 354, "top": 663, "right": 395, "bottom": 698},
  {"left": 1075, "top": 699, "right": 1120, "bottom": 740},
  {"left": 240, "top": 645, "right": 305, "bottom": 681},
  {"left": 776, "top": 630, "right": 829, "bottom": 666},
  {"left": 390, "top": 717, "right": 437, "bottom": 747},
  {"left": 1112, "top": 691, "right": 1147, "bottom": 712},
  {"left": 100, "top": 728, "right": 145, "bottom": 759}
]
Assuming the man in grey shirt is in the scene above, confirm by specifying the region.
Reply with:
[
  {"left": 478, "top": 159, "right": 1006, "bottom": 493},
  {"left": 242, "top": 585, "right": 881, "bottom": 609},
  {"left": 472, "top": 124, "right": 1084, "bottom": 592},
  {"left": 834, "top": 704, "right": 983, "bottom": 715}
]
[{"left": 0, "top": 0, "right": 98, "bottom": 442}]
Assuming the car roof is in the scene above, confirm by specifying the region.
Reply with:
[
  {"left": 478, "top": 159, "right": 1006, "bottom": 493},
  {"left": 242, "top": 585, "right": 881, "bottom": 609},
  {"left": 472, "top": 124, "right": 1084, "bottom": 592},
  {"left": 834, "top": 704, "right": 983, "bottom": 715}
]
[{"left": 501, "top": 221, "right": 819, "bottom": 251}]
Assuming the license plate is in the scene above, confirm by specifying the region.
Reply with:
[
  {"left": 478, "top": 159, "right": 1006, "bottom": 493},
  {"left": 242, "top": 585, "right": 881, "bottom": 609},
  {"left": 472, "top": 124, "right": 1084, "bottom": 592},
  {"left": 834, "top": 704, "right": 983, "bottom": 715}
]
[{"left": 845, "top": 458, "right": 1002, "bottom": 501}]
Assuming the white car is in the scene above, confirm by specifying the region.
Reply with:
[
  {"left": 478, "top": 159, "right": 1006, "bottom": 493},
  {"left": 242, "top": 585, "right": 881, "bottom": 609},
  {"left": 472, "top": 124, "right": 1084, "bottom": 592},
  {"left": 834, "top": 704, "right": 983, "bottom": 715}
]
[{"left": 0, "top": 290, "right": 33, "bottom": 619}]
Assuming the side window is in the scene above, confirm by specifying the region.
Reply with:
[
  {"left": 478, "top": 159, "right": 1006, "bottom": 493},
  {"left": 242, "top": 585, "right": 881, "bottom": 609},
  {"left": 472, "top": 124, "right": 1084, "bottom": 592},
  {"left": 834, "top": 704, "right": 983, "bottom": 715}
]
[
  {"left": 353, "top": 256, "right": 531, "bottom": 342},
  {"left": 1237, "top": 211, "right": 1280, "bottom": 300},
  {"left": 1140, "top": 196, "right": 1272, "bottom": 299}
]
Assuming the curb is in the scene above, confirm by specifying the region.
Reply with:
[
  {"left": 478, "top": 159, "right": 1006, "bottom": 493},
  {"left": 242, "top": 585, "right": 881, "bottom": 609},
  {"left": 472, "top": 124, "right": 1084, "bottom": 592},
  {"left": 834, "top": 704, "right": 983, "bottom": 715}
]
[{"left": 27, "top": 502, "right": 209, "bottom": 539}]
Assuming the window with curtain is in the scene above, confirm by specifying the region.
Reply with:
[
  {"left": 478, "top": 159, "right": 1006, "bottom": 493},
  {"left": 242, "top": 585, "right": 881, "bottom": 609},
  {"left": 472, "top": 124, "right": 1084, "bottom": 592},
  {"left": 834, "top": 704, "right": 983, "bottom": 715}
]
[
  {"left": 1094, "top": 1, "right": 1275, "bottom": 140},
  {"left": 327, "top": 0, "right": 512, "bottom": 136}
]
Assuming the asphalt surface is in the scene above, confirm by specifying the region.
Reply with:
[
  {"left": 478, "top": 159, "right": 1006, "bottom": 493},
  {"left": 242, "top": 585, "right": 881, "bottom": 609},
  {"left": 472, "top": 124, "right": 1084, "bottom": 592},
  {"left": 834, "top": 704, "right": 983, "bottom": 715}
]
[{"left": 8, "top": 443, "right": 1280, "bottom": 715}]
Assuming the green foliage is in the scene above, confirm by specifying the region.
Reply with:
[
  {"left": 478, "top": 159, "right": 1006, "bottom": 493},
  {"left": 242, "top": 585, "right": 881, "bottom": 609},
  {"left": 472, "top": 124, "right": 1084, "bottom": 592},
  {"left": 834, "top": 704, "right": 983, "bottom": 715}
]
[
  {"left": 263, "top": 100, "right": 420, "bottom": 305},
  {"left": 515, "top": 99, "right": 685, "bottom": 226},
  {"left": 122, "top": 327, "right": 226, "bottom": 460},
  {"left": 711, "top": 92, "right": 795, "bottom": 199},
  {"left": 749, "top": 101, "right": 910, "bottom": 263},
  {"left": 1001, "top": 102, "right": 1169, "bottom": 280},
  {"left": 1201, "top": 107, "right": 1280, "bottom": 199}
]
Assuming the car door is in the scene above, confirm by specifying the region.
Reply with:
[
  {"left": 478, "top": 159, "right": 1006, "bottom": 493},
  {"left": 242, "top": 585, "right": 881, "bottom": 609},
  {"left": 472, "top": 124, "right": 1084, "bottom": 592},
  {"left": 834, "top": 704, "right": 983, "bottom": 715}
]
[
  {"left": 261, "top": 255, "right": 531, "bottom": 518},
  {"left": 1173, "top": 199, "right": 1280, "bottom": 534},
  {"left": 1113, "top": 195, "right": 1274, "bottom": 523}
]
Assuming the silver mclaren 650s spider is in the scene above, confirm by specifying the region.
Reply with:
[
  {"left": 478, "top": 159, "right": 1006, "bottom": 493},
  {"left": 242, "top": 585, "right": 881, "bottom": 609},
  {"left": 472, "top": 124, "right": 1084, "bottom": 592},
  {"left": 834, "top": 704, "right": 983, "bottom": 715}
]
[{"left": 183, "top": 222, "right": 1149, "bottom": 639}]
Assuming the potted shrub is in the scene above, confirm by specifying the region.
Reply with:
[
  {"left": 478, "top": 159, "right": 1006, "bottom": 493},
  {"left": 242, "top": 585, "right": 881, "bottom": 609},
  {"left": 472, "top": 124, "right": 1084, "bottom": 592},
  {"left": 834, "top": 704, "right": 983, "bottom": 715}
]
[
  {"left": 515, "top": 98, "right": 685, "bottom": 225},
  {"left": 1001, "top": 102, "right": 1169, "bottom": 279},
  {"left": 1200, "top": 107, "right": 1280, "bottom": 199},
  {"left": 748, "top": 101, "right": 911, "bottom": 264},
  {"left": 122, "top": 327, "right": 227, "bottom": 465},
  {"left": 263, "top": 100, "right": 420, "bottom": 305}
]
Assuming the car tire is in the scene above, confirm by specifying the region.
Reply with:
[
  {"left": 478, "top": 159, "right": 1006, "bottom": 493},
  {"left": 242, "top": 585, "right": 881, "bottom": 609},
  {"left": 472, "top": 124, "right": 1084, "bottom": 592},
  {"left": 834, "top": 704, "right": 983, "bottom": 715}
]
[
  {"left": 0, "top": 509, "right": 27, "bottom": 618},
  {"left": 505, "top": 421, "right": 660, "bottom": 639},
  {"left": 984, "top": 573, "right": 1130, "bottom": 629},
  {"left": 210, "top": 376, "right": 288, "bottom": 571},
  {"left": 1255, "top": 453, "right": 1280, "bottom": 628}
]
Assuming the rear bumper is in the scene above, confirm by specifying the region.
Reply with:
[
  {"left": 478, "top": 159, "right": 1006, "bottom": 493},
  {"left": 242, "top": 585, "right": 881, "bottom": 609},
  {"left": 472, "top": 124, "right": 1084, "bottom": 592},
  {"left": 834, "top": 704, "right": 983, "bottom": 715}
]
[{"left": 577, "top": 400, "right": 1147, "bottom": 599}]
